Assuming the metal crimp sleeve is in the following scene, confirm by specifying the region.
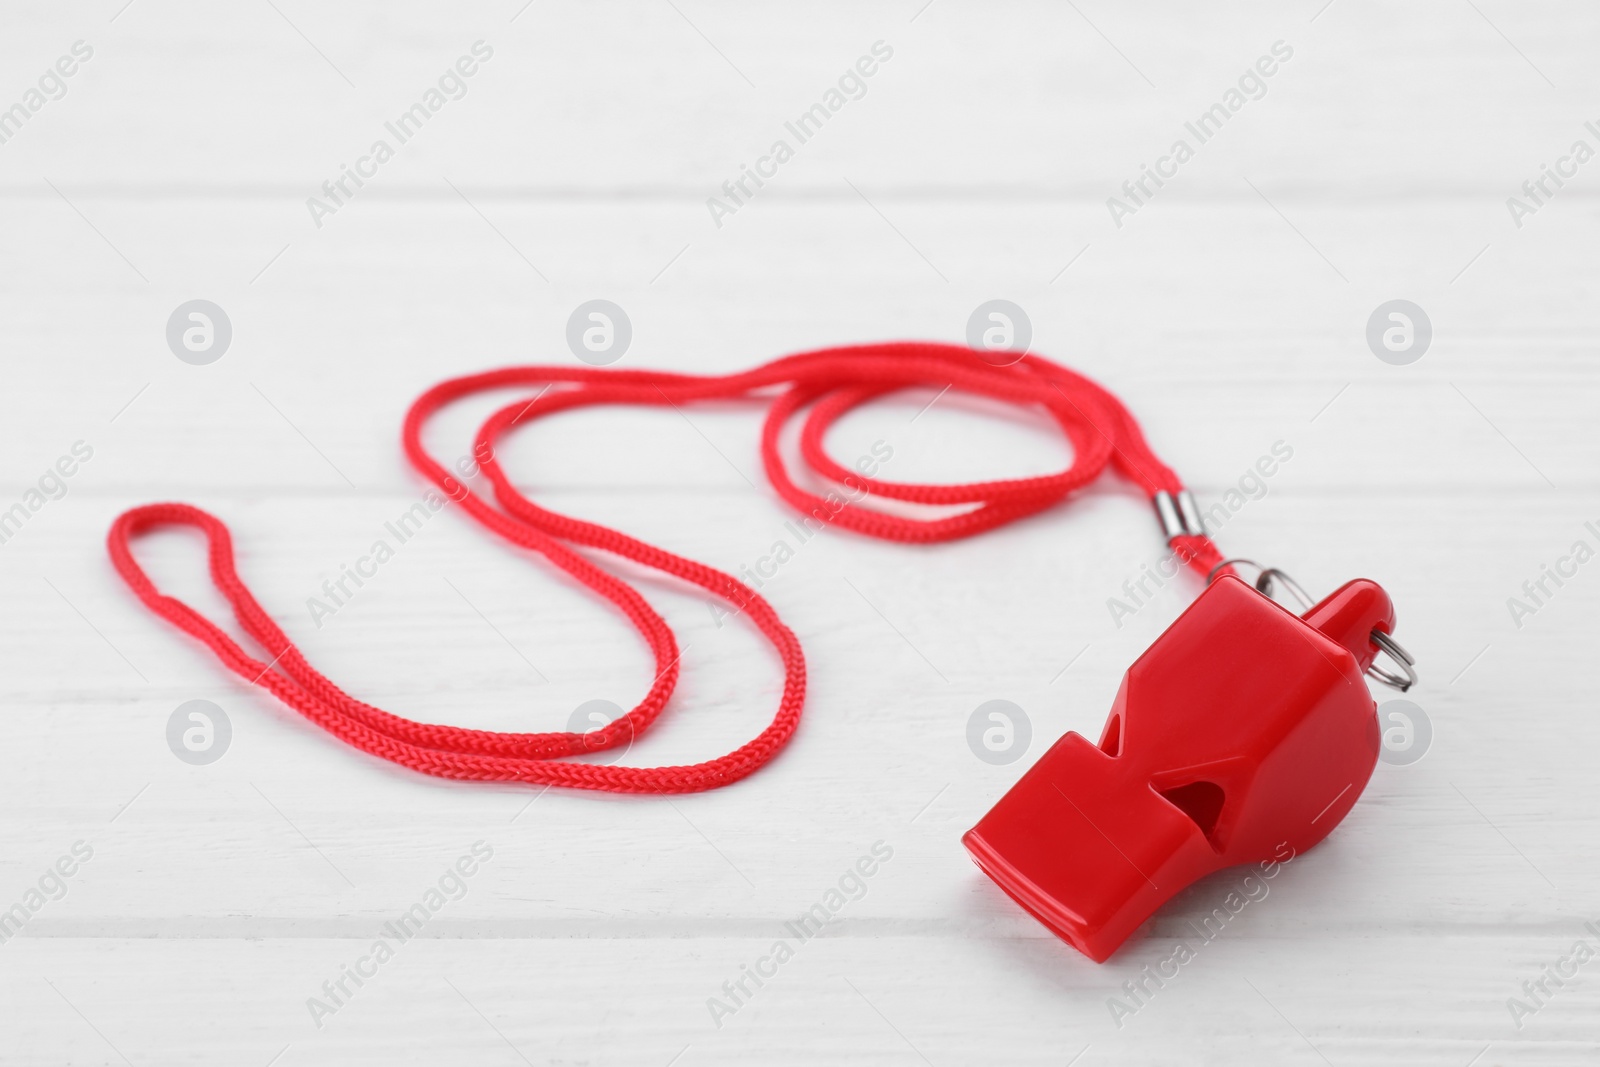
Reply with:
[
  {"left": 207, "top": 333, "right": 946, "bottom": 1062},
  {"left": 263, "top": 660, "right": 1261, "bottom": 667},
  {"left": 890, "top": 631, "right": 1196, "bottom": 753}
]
[{"left": 1153, "top": 490, "right": 1205, "bottom": 542}]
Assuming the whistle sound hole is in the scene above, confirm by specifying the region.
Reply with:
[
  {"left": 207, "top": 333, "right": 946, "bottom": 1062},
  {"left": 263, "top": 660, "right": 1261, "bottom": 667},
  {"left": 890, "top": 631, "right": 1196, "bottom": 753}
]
[
  {"left": 1157, "top": 781, "right": 1226, "bottom": 845},
  {"left": 1100, "top": 717, "right": 1121, "bottom": 757}
]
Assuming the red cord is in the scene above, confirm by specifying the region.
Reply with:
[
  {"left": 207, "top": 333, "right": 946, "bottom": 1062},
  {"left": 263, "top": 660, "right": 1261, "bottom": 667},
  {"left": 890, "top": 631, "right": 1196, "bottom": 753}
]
[{"left": 107, "top": 342, "right": 1226, "bottom": 793}]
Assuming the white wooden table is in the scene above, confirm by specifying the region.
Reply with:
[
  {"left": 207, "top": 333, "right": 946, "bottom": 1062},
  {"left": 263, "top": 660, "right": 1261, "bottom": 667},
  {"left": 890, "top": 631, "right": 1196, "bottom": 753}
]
[{"left": 2, "top": 1, "right": 1596, "bottom": 1063}]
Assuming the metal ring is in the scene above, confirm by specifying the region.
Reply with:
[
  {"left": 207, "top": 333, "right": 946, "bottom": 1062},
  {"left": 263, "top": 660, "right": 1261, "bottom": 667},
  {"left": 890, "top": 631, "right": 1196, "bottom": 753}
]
[
  {"left": 1367, "top": 629, "right": 1418, "bottom": 692},
  {"left": 1207, "top": 560, "right": 1313, "bottom": 611},
  {"left": 1207, "top": 558, "right": 1262, "bottom": 584},
  {"left": 1255, "top": 567, "right": 1313, "bottom": 610}
]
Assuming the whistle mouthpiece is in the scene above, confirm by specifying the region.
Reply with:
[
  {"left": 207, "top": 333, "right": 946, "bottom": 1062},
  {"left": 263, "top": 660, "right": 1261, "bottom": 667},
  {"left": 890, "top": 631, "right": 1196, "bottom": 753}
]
[{"left": 963, "top": 575, "right": 1393, "bottom": 962}]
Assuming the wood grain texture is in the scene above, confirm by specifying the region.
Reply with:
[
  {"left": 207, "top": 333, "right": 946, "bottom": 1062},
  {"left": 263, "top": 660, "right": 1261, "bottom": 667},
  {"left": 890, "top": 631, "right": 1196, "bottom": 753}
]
[{"left": 1, "top": 1, "right": 1596, "bottom": 1064}]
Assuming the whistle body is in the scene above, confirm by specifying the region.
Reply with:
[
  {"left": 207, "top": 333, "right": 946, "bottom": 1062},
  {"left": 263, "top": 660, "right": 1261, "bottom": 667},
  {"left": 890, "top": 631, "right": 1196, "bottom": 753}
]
[{"left": 962, "top": 575, "right": 1393, "bottom": 962}]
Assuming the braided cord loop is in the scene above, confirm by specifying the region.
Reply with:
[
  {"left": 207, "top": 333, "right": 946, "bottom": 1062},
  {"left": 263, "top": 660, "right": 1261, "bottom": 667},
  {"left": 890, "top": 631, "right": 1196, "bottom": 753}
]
[{"left": 108, "top": 342, "right": 1224, "bottom": 793}]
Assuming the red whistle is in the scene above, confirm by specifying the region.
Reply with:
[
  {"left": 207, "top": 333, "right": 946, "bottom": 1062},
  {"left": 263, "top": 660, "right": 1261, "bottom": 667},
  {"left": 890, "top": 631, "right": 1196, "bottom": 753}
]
[{"left": 963, "top": 574, "right": 1397, "bottom": 962}]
